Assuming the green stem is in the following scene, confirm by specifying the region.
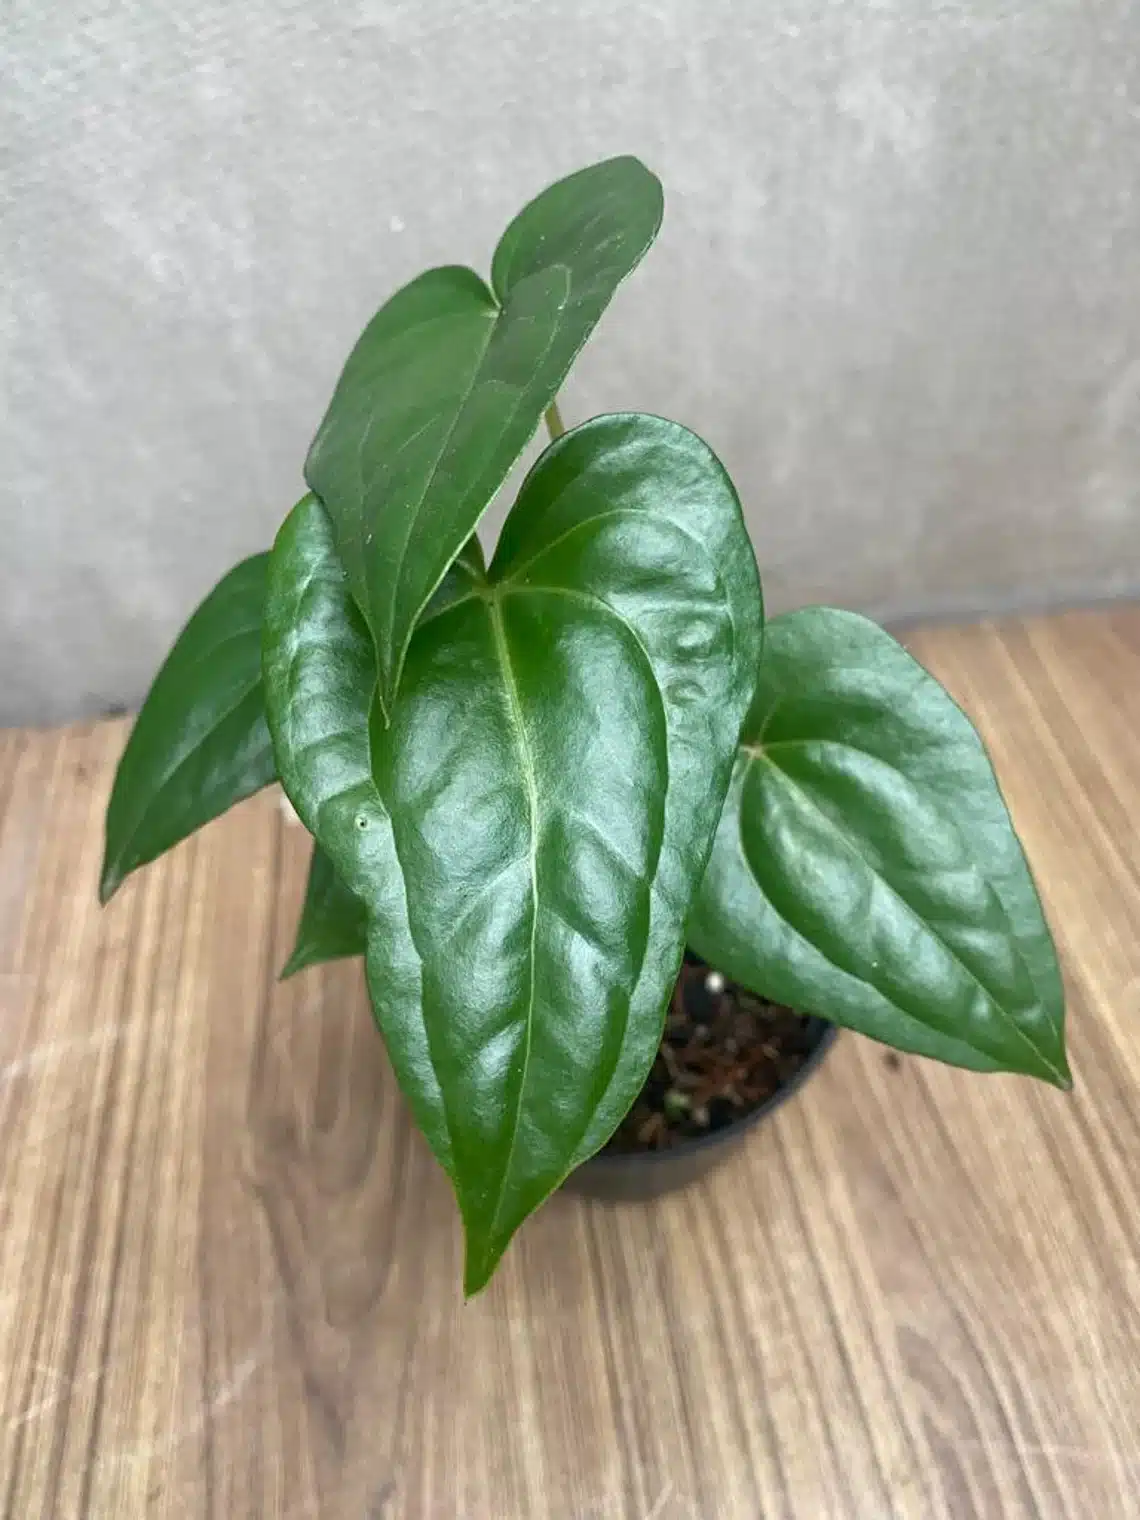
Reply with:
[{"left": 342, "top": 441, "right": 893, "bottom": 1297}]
[{"left": 544, "top": 400, "right": 566, "bottom": 441}]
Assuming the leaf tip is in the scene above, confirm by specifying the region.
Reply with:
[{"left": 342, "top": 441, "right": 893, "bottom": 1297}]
[
  {"left": 461, "top": 1231, "right": 509, "bottom": 1299},
  {"left": 278, "top": 951, "right": 305, "bottom": 982},
  {"left": 1048, "top": 1049, "right": 1074, "bottom": 1093},
  {"left": 1027, "top": 1032, "right": 1072, "bottom": 1091},
  {"left": 98, "top": 860, "right": 122, "bottom": 906},
  {"left": 462, "top": 1254, "right": 494, "bottom": 1300}
]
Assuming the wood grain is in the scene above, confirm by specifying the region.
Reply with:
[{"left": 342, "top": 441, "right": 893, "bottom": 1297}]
[{"left": 2, "top": 607, "right": 1139, "bottom": 1519}]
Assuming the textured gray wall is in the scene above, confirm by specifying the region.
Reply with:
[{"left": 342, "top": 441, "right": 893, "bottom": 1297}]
[{"left": 4, "top": 1, "right": 1140, "bottom": 724}]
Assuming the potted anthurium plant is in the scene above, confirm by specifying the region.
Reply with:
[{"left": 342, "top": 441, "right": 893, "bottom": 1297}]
[{"left": 100, "top": 157, "right": 1069, "bottom": 1295}]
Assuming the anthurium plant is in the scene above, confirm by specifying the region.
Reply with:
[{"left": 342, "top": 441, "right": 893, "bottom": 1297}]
[{"left": 101, "top": 158, "right": 1068, "bottom": 1293}]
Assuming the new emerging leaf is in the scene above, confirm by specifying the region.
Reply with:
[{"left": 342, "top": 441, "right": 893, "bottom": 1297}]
[{"left": 304, "top": 156, "right": 664, "bottom": 719}]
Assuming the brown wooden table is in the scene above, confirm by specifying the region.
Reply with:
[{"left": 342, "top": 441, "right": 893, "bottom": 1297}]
[{"left": 2, "top": 607, "right": 1138, "bottom": 1519}]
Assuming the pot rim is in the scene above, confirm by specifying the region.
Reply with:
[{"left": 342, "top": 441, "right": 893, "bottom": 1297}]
[{"left": 582, "top": 1015, "right": 840, "bottom": 1169}]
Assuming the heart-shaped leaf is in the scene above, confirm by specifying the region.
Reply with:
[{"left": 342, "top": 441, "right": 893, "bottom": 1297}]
[
  {"left": 264, "top": 415, "right": 762, "bottom": 1291},
  {"left": 101, "top": 554, "right": 276, "bottom": 901},
  {"left": 304, "top": 156, "right": 663, "bottom": 720},
  {"left": 689, "top": 608, "right": 1069, "bottom": 1085},
  {"left": 282, "top": 842, "right": 368, "bottom": 979}
]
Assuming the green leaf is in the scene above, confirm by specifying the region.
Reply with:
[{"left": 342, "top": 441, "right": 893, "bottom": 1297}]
[
  {"left": 304, "top": 156, "right": 663, "bottom": 720},
  {"left": 101, "top": 554, "right": 277, "bottom": 902},
  {"left": 264, "top": 415, "right": 762, "bottom": 1292},
  {"left": 281, "top": 842, "right": 368, "bottom": 979},
  {"left": 689, "top": 608, "right": 1069, "bottom": 1086}
]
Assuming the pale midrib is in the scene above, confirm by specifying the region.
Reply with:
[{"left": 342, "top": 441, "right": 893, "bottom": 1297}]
[
  {"left": 498, "top": 583, "right": 657, "bottom": 705},
  {"left": 481, "top": 595, "right": 541, "bottom": 1263},
  {"left": 379, "top": 276, "right": 575, "bottom": 709},
  {"left": 748, "top": 729, "right": 1050, "bottom": 1014},
  {"left": 416, "top": 590, "right": 481, "bottom": 629},
  {"left": 500, "top": 581, "right": 671, "bottom": 1174},
  {"left": 498, "top": 503, "right": 719, "bottom": 591},
  {"left": 341, "top": 309, "right": 490, "bottom": 575},
  {"left": 745, "top": 746, "right": 1065, "bottom": 1082},
  {"left": 378, "top": 307, "right": 500, "bottom": 672},
  {"left": 738, "top": 868, "right": 1001, "bottom": 1072}
]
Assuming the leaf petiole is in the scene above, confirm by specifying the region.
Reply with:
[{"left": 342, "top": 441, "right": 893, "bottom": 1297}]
[{"left": 544, "top": 400, "right": 566, "bottom": 441}]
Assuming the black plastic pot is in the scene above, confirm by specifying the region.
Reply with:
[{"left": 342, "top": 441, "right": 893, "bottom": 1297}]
[{"left": 563, "top": 1014, "right": 839, "bottom": 1204}]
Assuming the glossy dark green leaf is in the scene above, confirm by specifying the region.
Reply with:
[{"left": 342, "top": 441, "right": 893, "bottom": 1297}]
[
  {"left": 101, "top": 554, "right": 276, "bottom": 902},
  {"left": 689, "top": 608, "right": 1069, "bottom": 1085},
  {"left": 304, "top": 156, "right": 663, "bottom": 720},
  {"left": 264, "top": 415, "right": 762, "bottom": 1292},
  {"left": 281, "top": 842, "right": 368, "bottom": 979}
]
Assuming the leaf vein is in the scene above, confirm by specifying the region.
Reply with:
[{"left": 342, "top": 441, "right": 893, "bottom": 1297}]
[
  {"left": 481, "top": 597, "right": 541, "bottom": 1265},
  {"left": 747, "top": 749, "right": 1064, "bottom": 1081}
]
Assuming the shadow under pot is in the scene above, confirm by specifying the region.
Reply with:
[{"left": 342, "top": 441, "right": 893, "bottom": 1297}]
[{"left": 564, "top": 952, "right": 839, "bottom": 1204}]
